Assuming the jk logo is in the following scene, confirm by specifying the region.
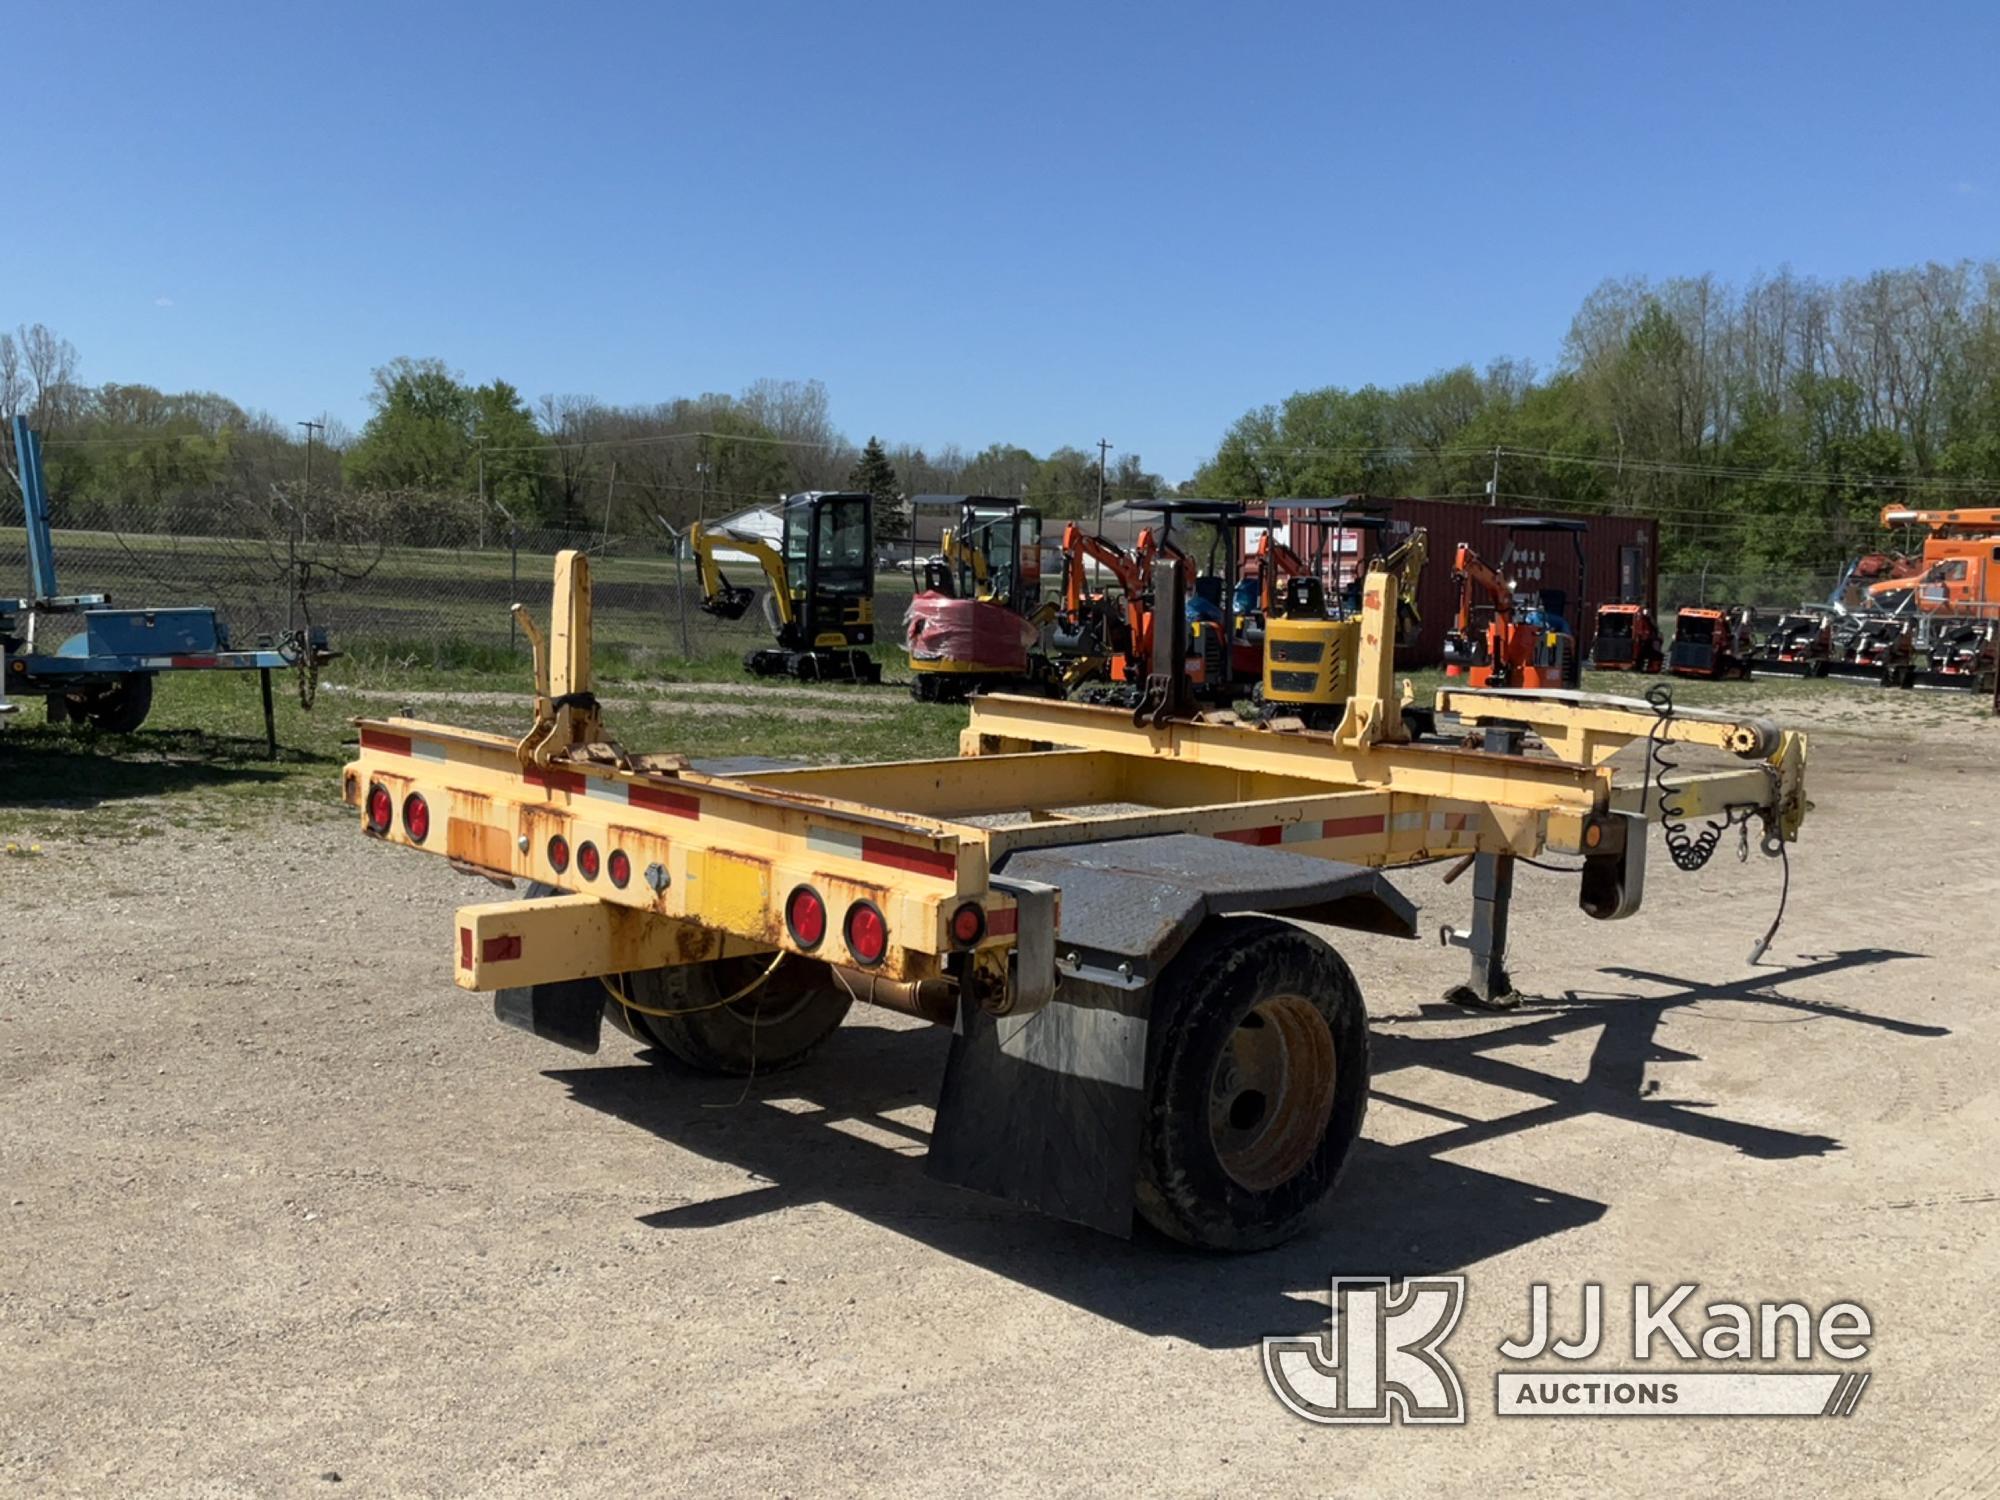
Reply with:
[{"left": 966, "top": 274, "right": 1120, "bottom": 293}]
[{"left": 1263, "top": 1277, "right": 1468, "bottom": 1425}]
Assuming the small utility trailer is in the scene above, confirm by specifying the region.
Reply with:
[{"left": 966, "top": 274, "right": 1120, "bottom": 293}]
[
  {"left": 345, "top": 539, "right": 1810, "bottom": 1249},
  {"left": 3, "top": 417, "right": 334, "bottom": 752}
]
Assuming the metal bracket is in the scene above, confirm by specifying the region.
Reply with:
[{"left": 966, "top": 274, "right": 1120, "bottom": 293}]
[
  {"left": 990, "top": 875, "right": 1059, "bottom": 1015},
  {"left": 1580, "top": 809, "right": 1647, "bottom": 920}
]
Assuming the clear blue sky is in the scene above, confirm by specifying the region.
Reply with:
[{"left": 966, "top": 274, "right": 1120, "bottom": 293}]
[{"left": 9, "top": 0, "right": 1997, "bottom": 481}]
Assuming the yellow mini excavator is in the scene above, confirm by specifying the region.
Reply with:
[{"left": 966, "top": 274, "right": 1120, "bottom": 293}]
[
  {"left": 1255, "top": 499, "right": 1431, "bottom": 733},
  {"left": 690, "top": 491, "right": 881, "bottom": 683}
]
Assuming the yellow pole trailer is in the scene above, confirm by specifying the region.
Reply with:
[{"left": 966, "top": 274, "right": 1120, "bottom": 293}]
[{"left": 345, "top": 534, "right": 1810, "bottom": 1249}]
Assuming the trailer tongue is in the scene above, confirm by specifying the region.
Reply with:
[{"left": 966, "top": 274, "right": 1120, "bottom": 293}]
[{"left": 345, "top": 536, "right": 1810, "bottom": 1248}]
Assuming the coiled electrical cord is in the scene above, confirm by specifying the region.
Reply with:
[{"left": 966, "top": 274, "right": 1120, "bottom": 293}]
[
  {"left": 1644, "top": 681, "right": 1758, "bottom": 871},
  {"left": 1645, "top": 680, "right": 1791, "bottom": 962}
]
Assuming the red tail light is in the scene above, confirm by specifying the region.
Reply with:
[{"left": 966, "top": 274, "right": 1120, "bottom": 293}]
[
  {"left": 402, "top": 792, "right": 430, "bottom": 843},
  {"left": 785, "top": 885, "right": 827, "bottom": 948},
  {"left": 547, "top": 834, "right": 570, "bottom": 874},
  {"left": 577, "top": 841, "right": 601, "bottom": 881},
  {"left": 607, "top": 849, "right": 631, "bottom": 889},
  {"left": 844, "top": 900, "right": 888, "bottom": 966},
  {"left": 365, "top": 783, "right": 392, "bottom": 834},
  {"left": 949, "top": 902, "right": 985, "bottom": 947}
]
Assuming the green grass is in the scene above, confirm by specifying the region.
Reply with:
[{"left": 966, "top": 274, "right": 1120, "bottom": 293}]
[
  {"left": 5, "top": 650, "right": 1987, "bottom": 845},
  {"left": 0, "top": 652, "right": 965, "bottom": 842}
]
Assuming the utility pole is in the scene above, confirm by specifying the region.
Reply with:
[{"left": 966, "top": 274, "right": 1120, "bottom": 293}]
[
  {"left": 293, "top": 419, "right": 324, "bottom": 630},
  {"left": 475, "top": 432, "right": 488, "bottom": 546},
  {"left": 1096, "top": 438, "right": 1112, "bottom": 531},
  {"left": 1487, "top": 445, "right": 1501, "bottom": 508},
  {"left": 297, "top": 418, "right": 323, "bottom": 494}
]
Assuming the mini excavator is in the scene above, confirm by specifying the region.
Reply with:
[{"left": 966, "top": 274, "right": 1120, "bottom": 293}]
[
  {"left": 904, "top": 495, "right": 1061, "bottom": 701},
  {"left": 1442, "top": 517, "right": 1587, "bottom": 690},
  {"left": 689, "top": 491, "right": 880, "bottom": 683}
]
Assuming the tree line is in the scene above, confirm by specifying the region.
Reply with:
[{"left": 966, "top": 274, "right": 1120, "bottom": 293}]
[
  {"left": 1193, "top": 260, "right": 2000, "bottom": 581},
  {"left": 8, "top": 254, "right": 1999, "bottom": 585},
  {"left": 1, "top": 334, "right": 1167, "bottom": 547}
]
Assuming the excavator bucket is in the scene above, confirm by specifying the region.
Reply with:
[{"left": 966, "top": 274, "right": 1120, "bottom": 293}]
[{"left": 700, "top": 583, "right": 757, "bottom": 621}]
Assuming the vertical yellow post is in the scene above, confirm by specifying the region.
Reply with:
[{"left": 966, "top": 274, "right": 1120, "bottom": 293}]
[
  {"left": 550, "top": 550, "right": 592, "bottom": 702},
  {"left": 1334, "top": 529, "right": 1426, "bottom": 750},
  {"left": 519, "top": 549, "right": 602, "bottom": 767}
]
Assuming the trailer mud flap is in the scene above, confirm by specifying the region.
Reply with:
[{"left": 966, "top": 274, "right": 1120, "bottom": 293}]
[
  {"left": 493, "top": 977, "right": 606, "bottom": 1054},
  {"left": 925, "top": 832, "right": 1413, "bottom": 1237},
  {"left": 926, "top": 978, "right": 1149, "bottom": 1237}
]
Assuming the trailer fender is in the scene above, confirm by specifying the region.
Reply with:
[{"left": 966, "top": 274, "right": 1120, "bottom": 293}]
[{"left": 924, "top": 834, "right": 1413, "bottom": 1236}]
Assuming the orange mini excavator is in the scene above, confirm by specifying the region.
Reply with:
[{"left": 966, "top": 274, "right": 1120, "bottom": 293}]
[
  {"left": 1442, "top": 518, "right": 1587, "bottom": 689},
  {"left": 1055, "top": 520, "right": 1161, "bottom": 692}
]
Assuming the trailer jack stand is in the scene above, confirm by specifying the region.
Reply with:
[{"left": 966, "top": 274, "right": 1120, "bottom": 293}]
[
  {"left": 1440, "top": 723, "right": 1526, "bottom": 1010},
  {"left": 1440, "top": 850, "right": 1522, "bottom": 1010}
]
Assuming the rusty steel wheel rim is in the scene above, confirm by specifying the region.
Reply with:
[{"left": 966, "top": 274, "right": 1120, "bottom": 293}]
[{"left": 1207, "top": 992, "right": 1338, "bottom": 1192}]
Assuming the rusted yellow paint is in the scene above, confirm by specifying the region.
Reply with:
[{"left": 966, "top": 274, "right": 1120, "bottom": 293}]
[{"left": 455, "top": 892, "right": 766, "bottom": 990}]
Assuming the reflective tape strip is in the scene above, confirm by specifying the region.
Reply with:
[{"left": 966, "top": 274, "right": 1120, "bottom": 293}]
[
  {"left": 524, "top": 765, "right": 586, "bottom": 794},
  {"left": 1219, "top": 824, "right": 1282, "bottom": 846},
  {"left": 412, "top": 740, "right": 448, "bottom": 764},
  {"left": 629, "top": 783, "right": 699, "bottom": 818},
  {"left": 995, "top": 1002, "right": 1146, "bottom": 1089},
  {"left": 807, "top": 826, "right": 865, "bottom": 861},
  {"left": 583, "top": 778, "right": 630, "bottom": 806},
  {"left": 360, "top": 727, "right": 412, "bottom": 756},
  {"left": 861, "top": 836, "right": 957, "bottom": 880},
  {"left": 1225, "top": 812, "right": 1388, "bottom": 847}
]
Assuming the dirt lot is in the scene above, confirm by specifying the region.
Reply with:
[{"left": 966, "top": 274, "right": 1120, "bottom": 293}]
[{"left": 3, "top": 685, "right": 1998, "bottom": 1497}]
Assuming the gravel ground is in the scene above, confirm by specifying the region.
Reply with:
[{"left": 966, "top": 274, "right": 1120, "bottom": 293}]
[{"left": 2, "top": 692, "right": 1997, "bottom": 1497}]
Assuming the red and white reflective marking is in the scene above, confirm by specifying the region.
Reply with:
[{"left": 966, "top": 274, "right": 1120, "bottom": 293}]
[
  {"left": 807, "top": 826, "right": 958, "bottom": 880},
  {"left": 1219, "top": 813, "right": 1388, "bottom": 847},
  {"left": 358, "top": 727, "right": 446, "bottom": 762}
]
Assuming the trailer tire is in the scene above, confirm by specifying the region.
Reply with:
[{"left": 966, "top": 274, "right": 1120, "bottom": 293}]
[
  {"left": 63, "top": 672, "right": 154, "bottom": 733},
  {"left": 1135, "top": 916, "right": 1369, "bottom": 1252},
  {"left": 624, "top": 955, "right": 854, "bottom": 1076},
  {"left": 512, "top": 882, "right": 852, "bottom": 1074}
]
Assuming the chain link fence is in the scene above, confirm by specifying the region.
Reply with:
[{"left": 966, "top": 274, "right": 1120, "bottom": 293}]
[
  {"left": 1, "top": 490, "right": 921, "bottom": 666},
  {"left": 1658, "top": 568, "right": 1849, "bottom": 614}
]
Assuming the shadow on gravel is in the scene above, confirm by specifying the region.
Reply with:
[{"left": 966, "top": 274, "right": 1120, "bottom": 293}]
[
  {"left": 550, "top": 945, "right": 1937, "bottom": 1350},
  {"left": 0, "top": 727, "right": 330, "bottom": 806}
]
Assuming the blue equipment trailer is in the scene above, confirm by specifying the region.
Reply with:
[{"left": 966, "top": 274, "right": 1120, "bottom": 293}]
[{"left": 3, "top": 416, "right": 334, "bottom": 753}]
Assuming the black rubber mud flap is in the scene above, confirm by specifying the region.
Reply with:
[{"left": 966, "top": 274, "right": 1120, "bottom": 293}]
[
  {"left": 924, "top": 833, "right": 1414, "bottom": 1237},
  {"left": 494, "top": 977, "right": 606, "bottom": 1054},
  {"left": 926, "top": 978, "right": 1151, "bottom": 1237}
]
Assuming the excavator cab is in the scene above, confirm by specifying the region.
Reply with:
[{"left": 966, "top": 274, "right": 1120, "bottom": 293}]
[
  {"left": 905, "top": 496, "right": 1057, "bottom": 702},
  {"left": 690, "top": 491, "right": 880, "bottom": 683}
]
